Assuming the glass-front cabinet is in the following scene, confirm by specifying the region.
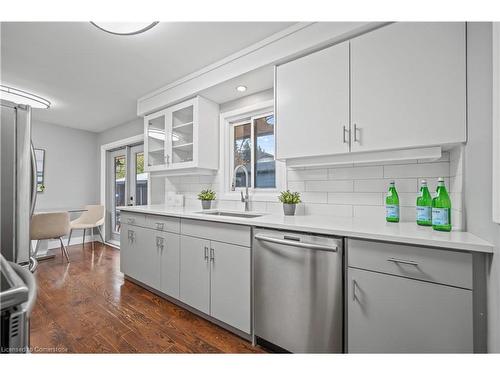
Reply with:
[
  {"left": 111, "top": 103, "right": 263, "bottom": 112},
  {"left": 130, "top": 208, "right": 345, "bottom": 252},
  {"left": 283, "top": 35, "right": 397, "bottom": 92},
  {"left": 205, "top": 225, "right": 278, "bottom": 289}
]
[
  {"left": 144, "top": 96, "right": 219, "bottom": 174},
  {"left": 146, "top": 112, "right": 167, "bottom": 170}
]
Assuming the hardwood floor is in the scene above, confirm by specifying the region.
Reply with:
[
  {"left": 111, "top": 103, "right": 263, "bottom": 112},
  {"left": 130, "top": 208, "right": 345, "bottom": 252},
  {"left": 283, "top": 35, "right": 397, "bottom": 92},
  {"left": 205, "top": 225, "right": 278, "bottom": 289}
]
[{"left": 30, "top": 241, "right": 265, "bottom": 353}]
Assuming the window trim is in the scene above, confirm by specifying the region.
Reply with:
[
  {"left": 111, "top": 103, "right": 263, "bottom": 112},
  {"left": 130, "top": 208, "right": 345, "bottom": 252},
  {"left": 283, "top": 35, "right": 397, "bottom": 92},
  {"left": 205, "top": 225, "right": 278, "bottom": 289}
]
[{"left": 219, "top": 100, "right": 285, "bottom": 201}]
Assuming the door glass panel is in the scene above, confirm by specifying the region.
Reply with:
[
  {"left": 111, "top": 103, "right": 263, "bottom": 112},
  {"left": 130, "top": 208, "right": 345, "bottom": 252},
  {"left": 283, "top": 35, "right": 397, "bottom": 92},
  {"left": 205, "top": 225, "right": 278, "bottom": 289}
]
[
  {"left": 171, "top": 105, "right": 194, "bottom": 164},
  {"left": 135, "top": 151, "right": 148, "bottom": 205},
  {"left": 147, "top": 115, "right": 165, "bottom": 166},
  {"left": 233, "top": 123, "right": 252, "bottom": 188},
  {"left": 254, "top": 115, "right": 276, "bottom": 188},
  {"left": 113, "top": 155, "right": 126, "bottom": 234}
]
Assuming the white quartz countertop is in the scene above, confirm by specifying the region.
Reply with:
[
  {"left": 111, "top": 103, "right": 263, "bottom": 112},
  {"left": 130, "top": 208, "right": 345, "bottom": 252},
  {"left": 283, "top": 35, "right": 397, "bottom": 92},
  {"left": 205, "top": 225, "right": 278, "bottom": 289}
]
[{"left": 117, "top": 205, "right": 494, "bottom": 253}]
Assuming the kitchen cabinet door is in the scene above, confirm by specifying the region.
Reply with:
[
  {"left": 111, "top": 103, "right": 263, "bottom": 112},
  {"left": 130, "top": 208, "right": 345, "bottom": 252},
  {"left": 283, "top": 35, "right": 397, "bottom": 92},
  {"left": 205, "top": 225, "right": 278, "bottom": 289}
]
[
  {"left": 276, "top": 41, "right": 350, "bottom": 160},
  {"left": 179, "top": 235, "right": 211, "bottom": 314},
  {"left": 158, "top": 232, "right": 180, "bottom": 299},
  {"left": 121, "top": 226, "right": 160, "bottom": 290},
  {"left": 210, "top": 241, "right": 251, "bottom": 333},
  {"left": 347, "top": 268, "right": 473, "bottom": 353},
  {"left": 350, "top": 22, "right": 466, "bottom": 153}
]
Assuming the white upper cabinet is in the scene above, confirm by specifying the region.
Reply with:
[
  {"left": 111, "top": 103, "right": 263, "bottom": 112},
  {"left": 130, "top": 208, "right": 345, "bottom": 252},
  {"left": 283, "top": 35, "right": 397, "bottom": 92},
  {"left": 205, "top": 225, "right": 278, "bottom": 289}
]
[
  {"left": 350, "top": 22, "right": 466, "bottom": 153},
  {"left": 276, "top": 41, "right": 350, "bottom": 160},
  {"left": 144, "top": 96, "right": 219, "bottom": 174},
  {"left": 275, "top": 22, "right": 466, "bottom": 165}
]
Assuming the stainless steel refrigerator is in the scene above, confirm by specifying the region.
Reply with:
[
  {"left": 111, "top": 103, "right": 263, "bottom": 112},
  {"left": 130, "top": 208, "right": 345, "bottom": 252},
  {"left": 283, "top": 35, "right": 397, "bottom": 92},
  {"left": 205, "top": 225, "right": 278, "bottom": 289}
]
[{"left": 1, "top": 99, "right": 37, "bottom": 267}]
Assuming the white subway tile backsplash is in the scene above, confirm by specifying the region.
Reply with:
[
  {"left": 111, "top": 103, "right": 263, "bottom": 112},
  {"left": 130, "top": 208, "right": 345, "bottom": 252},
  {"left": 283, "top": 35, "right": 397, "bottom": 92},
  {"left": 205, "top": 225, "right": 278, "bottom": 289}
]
[
  {"left": 300, "top": 192, "right": 328, "bottom": 204},
  {"left": 304, "top": 203, "right": 352, "bottom": 217},
  {"left": 327, "top": 192, "right": 383, "bottom": 206},
  {"left": 354, "top": 178, "right": 417, "bottom": 193},
  {"left": 384, "top": 162, "right": 450, "bottom": 178},
  {"left": 163, "top": 146, "right": 464, "bottom": 226},
  {"left": 287, "top": 168, "right": 328, "bottom": 181},
  {"left": 287, "top": 181, "right": 305, "bottom": 192},
  {"left": 328, "top": 165, "right": 383, "bottom": 180},
  {"left": 305, "top": 180, "right": 354, "bottom": 192}
]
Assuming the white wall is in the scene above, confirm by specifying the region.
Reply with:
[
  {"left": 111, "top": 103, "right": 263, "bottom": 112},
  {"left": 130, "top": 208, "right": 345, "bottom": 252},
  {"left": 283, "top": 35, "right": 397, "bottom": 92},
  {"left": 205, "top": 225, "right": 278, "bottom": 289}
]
[
  {"left": 464, "top": 22, "right": 500, "bottom": 353},
  {"left": 31, "top": 120, "right": 99, "bottom": 210}
]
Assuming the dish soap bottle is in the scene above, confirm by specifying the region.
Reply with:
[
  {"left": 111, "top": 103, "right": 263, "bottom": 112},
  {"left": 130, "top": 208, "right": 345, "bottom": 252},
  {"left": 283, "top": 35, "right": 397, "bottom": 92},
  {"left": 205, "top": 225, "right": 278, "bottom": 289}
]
[
  {"left": 386, "top": 181, "right": 400, "bottom": 223},
  {"left": 432, "top": 177, "right": 452, "bottom": 232},
  {"left": 416, "top": 180, "right": 432, "bottom": 226}
]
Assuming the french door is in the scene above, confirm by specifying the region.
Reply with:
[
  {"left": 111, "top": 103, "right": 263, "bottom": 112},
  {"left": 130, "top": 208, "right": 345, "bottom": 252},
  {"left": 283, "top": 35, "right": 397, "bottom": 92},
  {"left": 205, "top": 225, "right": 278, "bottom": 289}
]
[{"left": 108, "top": 143, "right": 148, "bottom": 243}]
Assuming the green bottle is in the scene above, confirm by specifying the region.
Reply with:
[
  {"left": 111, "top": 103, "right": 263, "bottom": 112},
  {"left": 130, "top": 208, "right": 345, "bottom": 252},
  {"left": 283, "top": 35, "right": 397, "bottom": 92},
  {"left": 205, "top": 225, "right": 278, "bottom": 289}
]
[
  {"left": 416, "top": 180, "right": 432, "bottom": 226},
  {"left": 386, "top": 181, "right": 400, "bottom": 223},
  {"left": 432, "top": 177, "right": 452, "bottom": 232}
]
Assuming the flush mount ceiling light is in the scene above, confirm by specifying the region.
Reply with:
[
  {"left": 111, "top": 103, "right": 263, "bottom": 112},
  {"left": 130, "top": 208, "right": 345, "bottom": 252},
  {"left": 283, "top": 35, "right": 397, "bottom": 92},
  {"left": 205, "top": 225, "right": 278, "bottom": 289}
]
[
  {"left": 236, "top": 85, "right": 247, "bottom": 92},
  {"left": 90, "top": 22, "right": 159, "bottom": 35},
  {"left": 0, "top": 85, "right": 51, "bottom": 109}
]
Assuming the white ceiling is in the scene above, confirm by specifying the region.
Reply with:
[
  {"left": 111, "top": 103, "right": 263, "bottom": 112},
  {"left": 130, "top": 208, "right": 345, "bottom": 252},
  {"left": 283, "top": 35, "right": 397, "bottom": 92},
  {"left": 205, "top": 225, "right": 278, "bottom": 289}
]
[
  {"left": 0, "top": 22, "right": 293, "bottom": 132},
  {"left": 199, "top": 65, "right": 274, "bottom": 104}
]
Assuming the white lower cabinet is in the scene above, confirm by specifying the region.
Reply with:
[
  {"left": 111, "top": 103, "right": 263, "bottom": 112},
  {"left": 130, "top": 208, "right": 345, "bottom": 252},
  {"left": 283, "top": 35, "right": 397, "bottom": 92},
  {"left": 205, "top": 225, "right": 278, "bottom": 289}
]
[
  {"left": 121, "top": 215, "right": 251, "bottom": 335},
  {"left": 347, "top": 238, "right": 477, "bottom": 353},
  {"left": 158, "top": 231, "right": 180, "bottom": 298},
  {"left": 120, "top": 223, "right": 179, "bottom": 297},
  {"left": 120, "top": 224, "right": 160, "bottom": 290},
  {"left": 179, "top": 235, "right": 211, "bottom": 314},
  {"left": 179, "top": 229, "right": 251, "bottom": 334},
  {"left": 210, "top": 241, "right": 251, "bottom": 334},
  {"left": 347, "top": 268, "right": 473, "bottom": 353}
]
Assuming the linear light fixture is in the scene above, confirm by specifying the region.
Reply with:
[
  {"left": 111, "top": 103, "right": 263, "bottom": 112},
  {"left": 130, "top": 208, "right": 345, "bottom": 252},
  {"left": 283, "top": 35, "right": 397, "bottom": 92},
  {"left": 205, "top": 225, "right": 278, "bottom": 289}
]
[
  {"left": 0, "top": 85, "right": 51, "bottom": 109},
  {"left": 90, "top": 22, "right": 159, "bottom": 36}
]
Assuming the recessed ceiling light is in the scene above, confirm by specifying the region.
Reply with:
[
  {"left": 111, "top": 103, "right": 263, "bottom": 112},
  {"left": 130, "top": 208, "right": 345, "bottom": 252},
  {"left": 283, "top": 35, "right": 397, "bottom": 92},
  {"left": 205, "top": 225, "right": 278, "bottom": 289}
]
[
  {"left": 236, "top": 86, "right": 247, "bottom": 92},
  {"left": 90, "top": 22, "right": 159, "bottom": 36},
  {"left": 0, "top": 85, "right": 51, "bottom": 109}
]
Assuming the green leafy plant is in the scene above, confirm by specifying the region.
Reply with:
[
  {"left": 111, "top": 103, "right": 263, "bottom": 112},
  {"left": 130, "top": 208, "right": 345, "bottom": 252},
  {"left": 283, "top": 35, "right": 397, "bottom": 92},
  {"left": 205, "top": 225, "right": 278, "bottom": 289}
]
[
  {"left": 278, "top": 190, "right": 301, "bottom": 204},
  {"left": 197, "top": 189, "right": 216, "bottom": 201}
]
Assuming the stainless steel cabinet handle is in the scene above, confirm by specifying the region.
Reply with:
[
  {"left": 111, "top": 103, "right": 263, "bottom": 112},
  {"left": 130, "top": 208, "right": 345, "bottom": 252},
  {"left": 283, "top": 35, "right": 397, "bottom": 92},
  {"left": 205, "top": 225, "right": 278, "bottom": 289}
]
[
  {"left": 210, "top": 248, "right": 215, "bottom": 262},
  {"left": 342, "top": 125, "right": 349, "bottom": 144},
  {"left": 353, "top": 124, "right": 360, "bottom": 143},
  {"left": 204, "top": 246, "right": 209, "bottom": 261},
  {"left": 128, "top": 230, "right": 135, "bottom": 243},
  {"left": 387, "top": 257, "right": 419, "bottom": 266},
  {"left": 155, "top": 222, "right": 164, "bottom": 230},
  {"left": 156, "top": 237, "right": 164, "bottom": 252},
  {"left": 254, "top": 234, "right": 338, "bottom": 252},
  {"left": 352, "top": 279, "right": 358, "bottom": 301},
  {"left": 127, "top": 218, "right": 135, "bottom": 224}
]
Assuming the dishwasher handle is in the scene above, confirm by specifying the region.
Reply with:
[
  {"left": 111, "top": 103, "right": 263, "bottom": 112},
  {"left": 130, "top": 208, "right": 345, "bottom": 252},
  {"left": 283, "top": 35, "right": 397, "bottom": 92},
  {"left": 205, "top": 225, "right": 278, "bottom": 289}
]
[{"left": 254, "top": 233, "right": 338, "bottom": 252}]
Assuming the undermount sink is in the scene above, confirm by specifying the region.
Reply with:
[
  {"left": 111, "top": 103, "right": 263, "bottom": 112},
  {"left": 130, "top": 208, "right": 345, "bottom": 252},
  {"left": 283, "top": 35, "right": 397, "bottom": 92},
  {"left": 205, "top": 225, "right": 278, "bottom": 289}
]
[{"left": 196, "top": 210, "right": 264, "bottom": 218}]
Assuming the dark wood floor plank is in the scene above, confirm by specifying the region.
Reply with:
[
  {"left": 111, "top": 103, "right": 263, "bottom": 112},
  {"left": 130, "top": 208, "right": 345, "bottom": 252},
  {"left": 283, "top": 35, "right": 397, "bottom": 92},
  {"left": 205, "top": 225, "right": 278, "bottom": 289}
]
[{"left": 30, "top": 242, "right": 265, "bottom": 354}]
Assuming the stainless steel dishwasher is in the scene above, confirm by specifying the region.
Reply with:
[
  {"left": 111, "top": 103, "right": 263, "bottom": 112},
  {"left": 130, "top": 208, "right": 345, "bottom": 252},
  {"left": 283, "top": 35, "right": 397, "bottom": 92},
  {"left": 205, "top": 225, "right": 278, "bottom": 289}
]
[{"left": 253, "top": 228, "right": 343, "bottom": 353}]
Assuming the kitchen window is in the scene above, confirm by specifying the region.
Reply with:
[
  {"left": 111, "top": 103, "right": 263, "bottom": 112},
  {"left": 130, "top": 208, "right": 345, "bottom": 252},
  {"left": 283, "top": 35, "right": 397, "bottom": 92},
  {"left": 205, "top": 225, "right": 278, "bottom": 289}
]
[
  {"left": 220, "top": 100, "right": 285, "bottom": 200},
  {"left": 231, "top": 113, "right": 276, "bottom": 189}
]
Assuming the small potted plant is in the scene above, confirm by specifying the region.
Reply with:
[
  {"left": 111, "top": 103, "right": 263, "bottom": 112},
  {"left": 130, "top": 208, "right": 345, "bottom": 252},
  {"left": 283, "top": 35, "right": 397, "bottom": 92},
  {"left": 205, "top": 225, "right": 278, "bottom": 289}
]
[
  {"left": 278, "top": 190, "right": 301, "bottom": 216},
  {"left": 198, "top": 189, "right": 216, "bottom": 210}
]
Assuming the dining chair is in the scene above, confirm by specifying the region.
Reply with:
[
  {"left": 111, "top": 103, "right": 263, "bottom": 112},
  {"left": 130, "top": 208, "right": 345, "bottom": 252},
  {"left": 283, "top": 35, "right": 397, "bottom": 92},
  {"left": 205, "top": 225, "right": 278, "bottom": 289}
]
[
  {"left": 68, "top": 205, "right": 105, "bottom": 250},
  {"left": 31, "top": 212, "right": 71, "bottom": 263}
]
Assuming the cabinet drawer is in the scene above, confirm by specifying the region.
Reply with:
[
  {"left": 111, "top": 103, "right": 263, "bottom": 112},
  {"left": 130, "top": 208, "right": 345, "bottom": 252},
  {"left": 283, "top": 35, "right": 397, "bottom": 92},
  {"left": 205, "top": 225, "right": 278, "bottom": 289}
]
[
  {"left": 181, "top": 219, "right": 251, "bottom": 247},
  {"left": 145, "top": 214, "right": 180, "bottom": 233},
  {"left": 347, "top": 239, "right": 472, "bottom": 289},
  {"left": 120, "top": 211, "right": 147, "bottom": 227}
]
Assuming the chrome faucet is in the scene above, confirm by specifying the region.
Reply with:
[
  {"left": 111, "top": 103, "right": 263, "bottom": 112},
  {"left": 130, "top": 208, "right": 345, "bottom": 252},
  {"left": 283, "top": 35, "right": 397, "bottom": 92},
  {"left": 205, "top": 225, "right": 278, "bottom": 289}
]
[{"left": 231, "top": 164, "right": 250, "bottom": 211}]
